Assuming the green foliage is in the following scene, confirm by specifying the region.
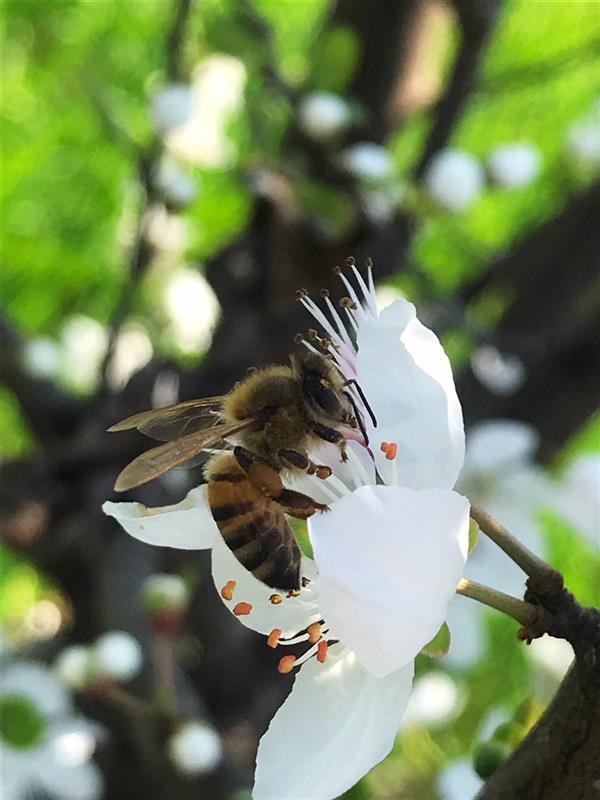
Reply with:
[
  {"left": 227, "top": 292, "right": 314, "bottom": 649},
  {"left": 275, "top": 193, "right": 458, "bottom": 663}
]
[
  {"left": 473, "top": 739, "right": 511, "bottom": 779},
  {"left": 311, "top": 26, "right": 360, "bottom": 94},
  {"left": 0, "top": 694, "right": 47, "bottom": 750},
  {"left": 422, "top": 623, "right": 452, "bottom": 658}
]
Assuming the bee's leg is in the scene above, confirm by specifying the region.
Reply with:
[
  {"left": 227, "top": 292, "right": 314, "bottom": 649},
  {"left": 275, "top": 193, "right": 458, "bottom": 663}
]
[
  {"left": 233, "top": 446, "right": 329, "bottom": 518},
  {"left": 274, "top": 489, "right": 329, "bottom": 519},
  {"left": 278, "top": 449, "right": 332, "bottom": 480},
  {"left": 309, "top": 423, "right": 348, "bottom": 462}
]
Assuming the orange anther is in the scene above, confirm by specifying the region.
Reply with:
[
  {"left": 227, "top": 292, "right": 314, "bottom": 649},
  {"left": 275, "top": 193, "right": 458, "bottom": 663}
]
[
  {"left": 267, "top": 628, "right": 282, "bottom": 649},
  {"left": 380, "top": 441, "right": 389, "bottom": 453},
  {"left": 316, "top": 465, "right": 332, "bottom": 480},
  {"left": 307, "top": 622, "right": 322, "bottom": 644},
  {"left": 233, "top": 601, "right": 253, "bottom": 616},
  {"left": 287, "top": 589, "right": 300, "bottom": 598},
  {"left": 270, "top": 594, "right": 283, "bottom": 605},
  {"left": 384, "top": 442, "right": 398, "bottom": 461},
  {"left": 317, "top": 641, "right": 329, "bottom": 663},
  {"left": 220, "top": 580, "right": 237, "bottom": 601},
  {"left": 278, "top": 655, "right": 297, "bottom": 674}
]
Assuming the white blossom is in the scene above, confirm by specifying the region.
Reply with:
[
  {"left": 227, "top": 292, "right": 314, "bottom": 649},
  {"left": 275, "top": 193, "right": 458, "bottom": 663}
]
[
  {"left": 471, "top": 344, "right": 526, "bottom": 396},
  {"left": 298, "top": 92, "right": 353, "bottom": 141},
  {"left": 340, "top": 142, "right": 395, "bottom": 183},
  {"left": 107, "top": 323, "right": 153, "bottom": 391},
  {"left": 168, "top": 721, "right": 222, "bottom": 775},
  {"left": 152, "top": 84, "right": 197, "bottom": 135},
  {"left": 93, "top": 631, "right": 142, "bottom": 682},
  {"left": 402, "top": 671, "right": 463, "bottom": 728},
  {"left": 446, "top": 420, "right": 551, "bottom": 667},
  {"left": 425, "top": 149, "right": 485, "bottom": 212},
  {"left": 487, "top": 143, "right": 542, "bottom": 188},
  {"left": 22, "top": 337, "right": 61, "bottom": 379},
  {"left": 552, "top": 455, "right": 600, "bottom": 549},
  {"left": 153, "top": 157, "right": 199, "bottom": 207},
  {"left": 104, "top": 262, "right": 470, "bottom": 798},
  {"left": 438, "top": 759, "right": 484, "bottom": 800},
  {"left": 163, "top": 267, "right": 220, "bottom": 353},
  {"left": 0, "top": 661, "right": 103, "bottom": 800},
  {"left": 60, "top": 316, "right": 108, "bottom": 393},
  {"left": 54, "top": 645, "right": 92, "bottom": 690},
  {"left": 142, "top": 573, "right": 190, "bottom": 613}
]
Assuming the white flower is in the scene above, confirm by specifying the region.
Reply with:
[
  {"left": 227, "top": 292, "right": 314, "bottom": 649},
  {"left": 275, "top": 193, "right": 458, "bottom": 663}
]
[
  {"left": 0, "top": 661, "right": 103, "bottom": 800},
  {"left": 152, "top": 83, "right": 197, "bottom": 135},
  {"left": 552, "top": 455, "right": 600, "bottom": 550},
  {"left": 105, "top": 262, "right": 470, "bottom": 798},
  {"left": 425, "top": 149, "right": 485, "bottom": 212},
  {"left": 446, "top": 420, "right": 551, "bottom": 667},
  {"left": 153, "top": 157, "right": 199, "bottom": 207},
  {"left": 168, "top": 721, "right": 222, "bottom": 775},
  {"left": 487, "top": 143, "right": 542, "bottom": 188},
  {"left": 163, "top": 267, "right": 220, "bottom": 353},
  {"left": 22, "top": 337, "right": 61, "bottom": 379},
  {"left": 471, "top": 345, "right": 526, "bottom": 396},
  {"left": 298, "top": 92, "right": 353, "bottom": 142},
  {"left": 566, "top": 101, "right": 600, "bottom": 168},
  {"left": 60, "top": 316, "right": 108, "bottom": 393},
  {"left": 93, "top": 631, "right": 142, "bottom": 682},
  {"left": 54, "top": 646, "right": 92, "bottom": 690},
  {"left": 402, "top": 671, "right": 463, "bottom": 728},
  {"left": 107, "top": 323, "right": 153, "bottom": 391},
  {"left": 340, "top": 142, "right": 395, "bottom": 183},
  {"left": 438, "top": 759, "right": 483, "bottom": 800}
]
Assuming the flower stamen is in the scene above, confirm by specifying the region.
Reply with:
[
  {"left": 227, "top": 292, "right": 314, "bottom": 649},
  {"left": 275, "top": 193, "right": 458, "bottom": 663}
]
[
  {"left": 277, "top": 655, "right": 297, "bottom": 674},
  {"left": 270, "top": 593, "right": 283, "bottom": 605},
  {"left": 267, "top": 628, "right": 282, "bottom": 648},
  {"left": 307, "top": 622, "right": 322, "bottom": 644},
  {"left": 317, "top": 640, "right": 329, "bottom": 663}
]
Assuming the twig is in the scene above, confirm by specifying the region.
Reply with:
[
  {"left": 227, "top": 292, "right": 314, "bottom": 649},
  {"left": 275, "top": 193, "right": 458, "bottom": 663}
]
[
  {"left": 151, "top": 631, "right": 179, "bottom": 716},
  {"left": 456, "top": 577, "right": 542, "bottom": 629},
  {"left": 470, "top": 504, "right": 564, "bottom": 596}
]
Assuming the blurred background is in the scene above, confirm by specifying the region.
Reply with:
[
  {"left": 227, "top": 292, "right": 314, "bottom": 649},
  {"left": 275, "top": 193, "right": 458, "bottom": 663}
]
[{"left": 1, "top": 1, "right": 599, "bottom": 798}]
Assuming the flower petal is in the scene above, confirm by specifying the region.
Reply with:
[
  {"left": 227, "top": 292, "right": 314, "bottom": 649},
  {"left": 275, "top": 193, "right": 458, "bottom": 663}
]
[
  {"left": 102, "top": 487, "right": 217, "bottom": 550},
  {"left": 310, "top": 485, "right": 470, "bottom": 677},
  {"left": 1, "top": 661, "right": 72, "bottom": 716},
  {"left": 211, "top": 535, "right": 321, "bottom": 638},
  {"left": 356, "top": 298, "right": 465, "bottom": 489},
  {"left": 253, "top": 646, "right": 414, "bottom": 800}
]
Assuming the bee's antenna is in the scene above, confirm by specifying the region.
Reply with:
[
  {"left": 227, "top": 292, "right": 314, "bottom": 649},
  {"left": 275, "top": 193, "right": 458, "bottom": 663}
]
[
  {"left": 343, "top": 391, "right": 369, "bottom": 447},
  {"left": 343, "top": 378, "right": 377, "bottom": 428}
]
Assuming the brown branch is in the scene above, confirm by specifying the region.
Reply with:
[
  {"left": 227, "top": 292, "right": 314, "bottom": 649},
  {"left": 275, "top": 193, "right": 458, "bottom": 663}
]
[{"left": 456, "top": 578, "right": 542, "bottom": 629}]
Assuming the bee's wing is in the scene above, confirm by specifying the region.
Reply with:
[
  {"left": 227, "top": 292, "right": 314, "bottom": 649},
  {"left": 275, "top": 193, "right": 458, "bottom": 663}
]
[
  {"left": 108, "top": 397, "right": 225, "bottom": 441},
  {"left": 113, "top": 419, "right": 253, "bottom": 492}
]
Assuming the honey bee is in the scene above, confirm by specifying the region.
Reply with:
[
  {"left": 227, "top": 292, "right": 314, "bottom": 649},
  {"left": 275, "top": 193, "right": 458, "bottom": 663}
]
[{"left": 109, "top": 351, "right": 373, "bottom": 590}]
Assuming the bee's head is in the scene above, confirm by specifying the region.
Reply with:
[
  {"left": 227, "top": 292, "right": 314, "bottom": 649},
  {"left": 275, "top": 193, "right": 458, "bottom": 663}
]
[{"left": 291, "top": 351, "right": 356, "bottom": 427}]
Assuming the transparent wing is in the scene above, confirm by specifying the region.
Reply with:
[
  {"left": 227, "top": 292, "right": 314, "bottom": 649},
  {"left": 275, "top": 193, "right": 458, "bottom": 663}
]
[
  {"left": 108, "top": 397, "right": 225, "bottom": 441},
  {"left": 113, "top": 419, "right": 253, "bottom": 492}
]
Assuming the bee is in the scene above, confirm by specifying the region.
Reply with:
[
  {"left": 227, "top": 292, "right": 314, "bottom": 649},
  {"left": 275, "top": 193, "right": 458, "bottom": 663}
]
[{"left": 109, "top": 351, "right": 373, "bottom": 591}]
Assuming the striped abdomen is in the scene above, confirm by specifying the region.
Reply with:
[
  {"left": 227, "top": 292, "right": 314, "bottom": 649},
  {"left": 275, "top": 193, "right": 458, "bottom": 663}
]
[{"left": 206, "top": 453, "right": 302, "bottom": 590}]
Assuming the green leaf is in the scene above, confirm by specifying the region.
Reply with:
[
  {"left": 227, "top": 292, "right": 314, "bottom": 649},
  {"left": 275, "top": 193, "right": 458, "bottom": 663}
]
[
  {"left": 0, "top": 694, "right": 47, "bottom": 750},
  {"left": 421, "top": 622, "right": 451, "bottom": 658},
  {"left": 473, "top": 740, "right": 511, "bottom": 779},
  {"left": 468, "top": 518, "right": 480, "bottom": 554},
  {"left": 311, "top": 26, "right": 360, "bottom": 93}
]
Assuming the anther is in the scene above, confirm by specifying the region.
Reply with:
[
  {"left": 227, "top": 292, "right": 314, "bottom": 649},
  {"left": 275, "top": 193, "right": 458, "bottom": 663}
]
[
  {"left": 301, "top": 577, "right": 311, "bottom": 588},
  {"left": 365, "top": 257, "right": 373, "bottom": 269},
  {"left": 220, "top": 580, "right": 236, "bottom": 601},
  {"left": 308, "top": 328, "right": 319, "bottom": 340},
  {"left": 294, "top": 333, "right": 305, "bottom": 344},
  {"left": 278, "top": 655, "right": 297, "bottom": 674},
  {"left": 295, "top": 288, "right": 308, "bottom": 300},
  {"left": 345, "top": 256, "right": 356, "bottom": 267},
  {"left": 385, "top": 442, "right": 398, "bottom": 461},
  {"left": 320, "top": 288, "right": 330, "bottom": 298},
  {"left": 307, "top": 622, "right": 322, "bottom": 644},
  {"left": 317, "top": 641, "right": 329, "bottom": 663},
  {"left": 287, "top": 589, "right": 300, "bottom": 598},
  {"left": 270, "top": 594, "right": 283, "bottom": 605},
  {"left": 339, "top": 296, "right": 358, "bottom": 310},
  {"left": 316, "top": 465, "right": 332, "bottom": 480},
  {"left": 267, "top": 628, "right": 282, "bottom": 649},
  {"left": 233, "top": 601, "right": 253, "bottom": 616},
  {"left": 380, "top": 441, "right": 389, "bottom": 452},
  {"left": 333, "top": 265, "right": 342, "bottom": 275}
]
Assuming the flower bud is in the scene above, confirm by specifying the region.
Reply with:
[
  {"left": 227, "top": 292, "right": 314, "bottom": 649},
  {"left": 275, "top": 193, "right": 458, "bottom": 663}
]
[
  {"left": 340, "top": 142, "right": 394, "bottom": 184},
  {"left": 143, "top": 573, "right": 189, "bottom": 614},
  {"left": 487, "top": 143, "right": 541, "bottom": 188},
  {"left": 298, "top": 92, "right": 353, "bottom": 141},
  {"left": 152, "top": 84, "right": 197, "bottom": 135},
  {"left": 425, "top": 149, "right": 484, "bottom": 212},
  {"left": 94, "top": 631, "right": 142, "bottom": 682},
  {"left": 473, "top": 739, "right": 511, "bottom": 779},
  {"left": 54, "top": 645, "right": 93, "bottom": 690},
  {"left": 168, "top": 720, "right": 222, "bottom": 775}
]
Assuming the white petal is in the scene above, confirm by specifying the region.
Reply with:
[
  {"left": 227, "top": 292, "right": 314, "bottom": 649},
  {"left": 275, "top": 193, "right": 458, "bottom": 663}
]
[
  {"left": 1, "top": 661, "right": 72, "bottom": 716},
  {"left": 356, "top": 298, "right": 465, "bottom": 490},
  {"left": 462, "top": 419, "right": 539, "bottom": 475},
  {"left": 438, "top": 759, "right": 483, "bottom": 800},
  {"left": 253, "top": 646, "right": 414, "bottom": 800},
  {"left": 102, "top": 487, "right": 217, "bottom": 550},
  {"left": 211, "top": 535, "right": 321, "bottom": 638},
  {"left": 310, "top": 486, "right": 470, "bottom": 677}
]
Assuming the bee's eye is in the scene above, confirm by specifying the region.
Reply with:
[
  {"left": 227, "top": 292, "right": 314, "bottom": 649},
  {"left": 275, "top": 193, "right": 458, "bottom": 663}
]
[{"left": 304, "top": 373, "right": 342, "bottom": 417}]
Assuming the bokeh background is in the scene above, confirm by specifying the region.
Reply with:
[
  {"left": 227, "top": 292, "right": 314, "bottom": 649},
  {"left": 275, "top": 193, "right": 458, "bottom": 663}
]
[{"left": 1, "top": 1, "right": 599, "bottom": 798}]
